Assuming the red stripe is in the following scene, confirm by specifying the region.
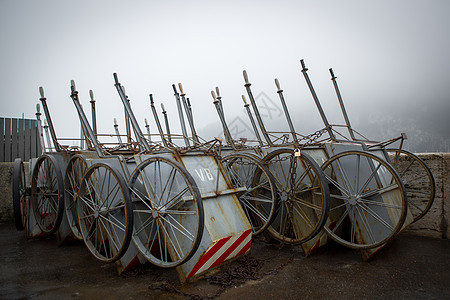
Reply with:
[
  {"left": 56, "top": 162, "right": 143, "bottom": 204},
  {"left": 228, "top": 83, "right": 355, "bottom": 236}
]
[
  {"left": 122, "top": 256, "right": 142, "bottom": 272},
  {"left": 209, "top": 229, "right": 252, "bottom": 269},
  {"left": 187, "top": 235, "right": 232, "bottom": 279},
  {"left": 310, "top": 241, "right": 320, "bottom": 253},
  {"left": 236, "top": 239, "right": 251, "bottom": 257}
]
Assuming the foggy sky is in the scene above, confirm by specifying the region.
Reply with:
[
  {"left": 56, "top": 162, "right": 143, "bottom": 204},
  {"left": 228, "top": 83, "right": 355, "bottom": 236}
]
[{"left": 1, "top": 0, "right": 449, "bottom": 152}]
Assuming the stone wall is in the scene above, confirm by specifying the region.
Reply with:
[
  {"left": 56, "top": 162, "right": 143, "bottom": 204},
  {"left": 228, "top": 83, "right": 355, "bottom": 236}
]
[
  {"left": 0, "top": 162, "right": 14, "bottom": 223},
  {"left": 0, "top": 154, "right": 448, "bottom": 239},
  {"left": 402, "top": 153, "right": 449, "bottom": 239}
]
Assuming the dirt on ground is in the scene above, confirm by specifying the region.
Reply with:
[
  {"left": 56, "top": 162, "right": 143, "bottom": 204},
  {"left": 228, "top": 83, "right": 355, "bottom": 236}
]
[{"left": 0, "top": 223, "right": 449, "bottom": 300}]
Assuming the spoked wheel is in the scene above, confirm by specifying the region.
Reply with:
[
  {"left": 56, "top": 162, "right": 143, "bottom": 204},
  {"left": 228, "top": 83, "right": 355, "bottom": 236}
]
[
  {"left": 30, "top": 154, "right": 65, "bottom": 235},
  {"left": 386, "top": 148, "right": 435, "bottom": 223},
  {"left": 322, "top": 150, "right": 407, "bottom": 249},
  {"left": 222, "top": 153, "right": 278, "bottom": 236},
  {"left": 64, "top": 154, "right": 88, "bottom": 240},
  {"left": 77, "top": 162, "right": 133, "bottom": 263},
  {"left": 129, "top": 156, "right": 204, "bottom": 268},
  {"left": 13, "top": 158, "right": 28, "bottom": 231},
  {"left": 261, "top": 148, "right": 330, "bottom": 244}
]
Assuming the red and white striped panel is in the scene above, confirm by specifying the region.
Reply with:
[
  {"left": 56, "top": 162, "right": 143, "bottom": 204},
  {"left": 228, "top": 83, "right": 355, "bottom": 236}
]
[{"left": 187, "top": 229, "right": 252, "bottom": 279}]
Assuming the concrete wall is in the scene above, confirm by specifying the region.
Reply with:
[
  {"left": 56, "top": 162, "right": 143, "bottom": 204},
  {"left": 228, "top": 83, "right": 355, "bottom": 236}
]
[
  {"left": 402, "top": 153, "right": 449, "bottom": 239},
  {"left": 0, "top": 161, "right": 29, "bottom": 223},
  {"left": 0, "top": 154, "right": 448, "bottom": 239},
  {"left": 0, "top": 162, "right": 14, "bottom": 223}
]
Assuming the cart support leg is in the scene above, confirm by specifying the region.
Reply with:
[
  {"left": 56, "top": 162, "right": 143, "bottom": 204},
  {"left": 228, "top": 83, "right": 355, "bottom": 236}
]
[
  {"left": 242, "top": 95, "right": 264, "bottom": 146},
  {"left": 329, "top": 68, "right": 356, "bottom": 140},
  {"left": 149, "top": 94, "right": 169, "bottom": 147},
  {"left": 243, "top": 71, "right": 273, "bottom": 146},
  {"left": 275, "top": 78, "right": 298, "bottom": 144},
  {"left": 172, "top": 84, "right": 191, "bottom": 147},
  {"left": 300, "top": 60, "right": 336, "bottom": 141},
  {"left": 211, "top": 89, "right": 235, "bottom": 148},
  {"left": 39, "top": 87, "right": 61, "bottom": 151}
]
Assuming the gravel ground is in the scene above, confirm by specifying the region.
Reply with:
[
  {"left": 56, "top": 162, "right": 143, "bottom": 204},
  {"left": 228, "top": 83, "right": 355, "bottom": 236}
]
[{"left": 0, "top": 223, "right": 449, "bottom": 300}]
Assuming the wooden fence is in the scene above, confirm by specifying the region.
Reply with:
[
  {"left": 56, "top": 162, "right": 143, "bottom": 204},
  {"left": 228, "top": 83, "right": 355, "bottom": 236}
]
[{"left": 0, "top": 117, "right": 43, "bottom": 162}]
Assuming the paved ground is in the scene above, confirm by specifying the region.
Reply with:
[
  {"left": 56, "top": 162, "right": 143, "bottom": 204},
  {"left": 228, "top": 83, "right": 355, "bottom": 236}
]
[{"left": 1, "top": 222, "right": 449, "bottom": 299}]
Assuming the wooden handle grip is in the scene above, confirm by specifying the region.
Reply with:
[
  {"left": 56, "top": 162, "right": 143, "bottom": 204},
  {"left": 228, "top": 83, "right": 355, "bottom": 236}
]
[
  {"left": 275, "top": 78, "right": 281, "bottom": 90},
  {"left": 243, "top": 70, "right": 249, "bottom": 84},
  {"left": 215, "top": 86, "right": 220, "bottom": 98},
  {"left": 241, "top": 95, "right": 248, "bottom": 105}
]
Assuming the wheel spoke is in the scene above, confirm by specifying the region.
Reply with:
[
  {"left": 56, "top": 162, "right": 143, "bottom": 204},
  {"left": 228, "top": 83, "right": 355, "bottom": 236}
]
[
  {"left": 79, "top": 194, "right": 96, "bottom": 212},
  {"left": 161, "top": 187, "right": 190, "bottom": 210},
  {"left": 292, "top": 204, "right": 315, "bottom": 229},
  {"left": 165, "top": 209, "right": 196, "bottom": 215},
  {"left": 162, "top": 214, "right": 195, "bottom": 241},
  {"left": 278, "top": 204, "right": 288, "bottom": 235},
  {"left": 291, "top": 196, "right": 322, "bottom": 211},
  {"left": 130, "top": 186, "right": 155, "bottom": 210},
  {"left": 355, "top": 154, "right": 360, "bottom": 193},
  {"left": 349, "top": 211, "right": 355, "bottom": 244},
  {"left": 360, "top": 183, "right": 399, "bottom": 198},
  {"left": 408, "top": 200, "right": 425, "bottom": 212},
  {"left": 141, "top": 166, "right": 158, "bottom": 205},
  {"left": 358, "top": 202, "right": 394, "bottom": 232},
  {"left": 325, "top": 173, "right": 350, "bottom": 197},
  {"left": 99, "top": 211, "right": 126, "bottom": 232},
  {"left": 359, "top": 198, "right": 403, "bottom": 210},
  {"left": 335, "top": 158, "right": 355, "bottom": 194},
  {"left": 86, "top": 219, "right": 97, "bottom": 240},
  {"left": 331, "top": 205, "right": 350, "bottom": 234},
  {"left": 146, "top": 219, "right": 159, "bottom": 256},
  {"left": 357, "top": 162, "right": 382, "bottom": 196},
  {"left": 154, "top": 161, "right": 159, "bottom": 205},
  {"left": 355, "top": 205, "right": 376, "bottom": 244},
  {"left": 243, "top": 180, "right": 269, "bottom": 194},
  {"left": 156, "top": 219, "right": 169, "bottom": 262},
  {"left": 226, "top": 163, "right": 243, "bottom": 187},
  {"left": 240, "top": 197, "right": 269, "bottom": 223},
  {"left": 100, "top": 180, "right": 121, "bottom": 209},
  {"left": 295, "top": 185, "right": 321, "bottom": 194},
  {"left": 159, "top": 167, "right": 177, "bottom": 204},
  {"left": 398, "top": 159, "right": 416, "bottom": 178},
  {"left": 293, "top": 164, "right": 312, "bottom": 191},
  {"left": 329, "top": 193, "right": 349, "bottom": 202},
  {"left": 85, "top": 178, "right": 100, "bottom": 209},
  {"left": 406, "top": 189, "right": 431, "bottom": 196},
  {"left": 134, "top": 212, "right": 155, "bottom": 235},
  {"left": 98, "top": 215, "right": 121, "bottom": 252},
  {"left": 241, "top": 194, "right": 273, "bottom": 204}
]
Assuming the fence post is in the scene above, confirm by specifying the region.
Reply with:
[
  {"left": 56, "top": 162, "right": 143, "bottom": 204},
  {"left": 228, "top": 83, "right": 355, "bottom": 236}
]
[
  {"left": 18, "top": 119, "right": 25, "bottom": 161},
  {"left": 0, "top": 117, "right": 42, "bottom": 162},
  {"left": 4, "top": 119, "right": 11, "bottom": 162},
  {"left": 0, "top": 118, "right": 4, "bottom": 161}
]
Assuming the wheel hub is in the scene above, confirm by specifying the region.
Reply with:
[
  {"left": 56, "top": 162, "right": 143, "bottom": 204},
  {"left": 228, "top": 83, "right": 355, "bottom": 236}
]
[
  {"left": 348, "top": 195, "right": 359, "bottom": 206},
  {"left": 152, "top": 209, "right": 159, "bottom": 219},
  {"left": 280, "top": 191, "right": 289, "bottom": 202},
  {"left": 94, "top": 207, "right": 109, "bottom": 218}
]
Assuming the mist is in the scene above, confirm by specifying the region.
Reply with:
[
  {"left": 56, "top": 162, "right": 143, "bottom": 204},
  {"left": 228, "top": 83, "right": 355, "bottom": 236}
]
[{"left": 1, "top": 0, "right": 449, "bottom": 153}]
